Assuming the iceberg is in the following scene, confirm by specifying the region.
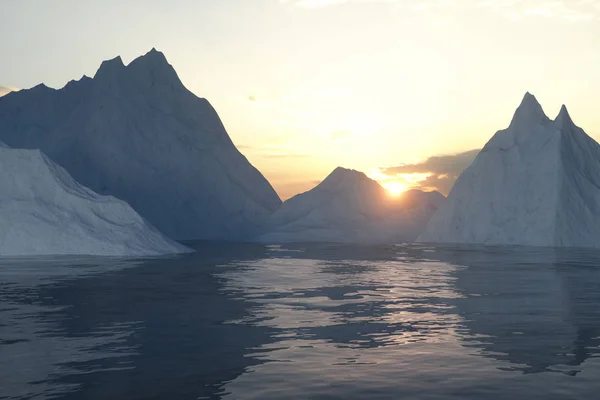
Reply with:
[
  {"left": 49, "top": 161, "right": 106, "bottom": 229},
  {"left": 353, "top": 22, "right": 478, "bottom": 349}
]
[
  {"left": 419, "top": 92, "right": 600, "bottom": 248},
  {"left": 0, "top": 49, "right": 281, "bottom": 240},
  {"left": 0, "top": 143, "right": 190, "bottom": 256},
  {"left": 259, "top": 167, "right": 445, "bottom": 244}
]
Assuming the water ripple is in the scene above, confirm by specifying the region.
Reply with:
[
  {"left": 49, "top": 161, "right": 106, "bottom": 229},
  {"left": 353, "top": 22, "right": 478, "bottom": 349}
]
[{"left": 2, "top": 243, "right": 600, "bottom": 399}]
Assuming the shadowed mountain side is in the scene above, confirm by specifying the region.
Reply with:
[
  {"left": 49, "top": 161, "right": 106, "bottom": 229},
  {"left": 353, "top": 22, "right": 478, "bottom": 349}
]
[
  {"left": 0, "top": 49, "right": 281, "bottom": 241},
  {"left": 258, "top": 167, "right": 445, "bottom": 244}
]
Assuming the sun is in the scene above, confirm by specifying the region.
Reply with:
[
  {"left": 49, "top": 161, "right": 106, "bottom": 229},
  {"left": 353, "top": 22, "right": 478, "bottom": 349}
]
[{"left": 382, "top": 181, "right": 407, "bottom": 197}]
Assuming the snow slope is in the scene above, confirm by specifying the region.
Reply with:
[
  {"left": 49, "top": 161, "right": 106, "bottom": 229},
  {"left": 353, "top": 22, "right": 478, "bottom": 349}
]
[
  {"left": 419, "top": 92, "right": 600, "bottom": 248},
  {"left": 0, "top": 49, "right": 281, "bottom": 240},
  {"left": 0, "top": 143, "right": 191, "bottom": 256},
  {"left": 259, "top": 167, "right": 445, "bottom": 244}
]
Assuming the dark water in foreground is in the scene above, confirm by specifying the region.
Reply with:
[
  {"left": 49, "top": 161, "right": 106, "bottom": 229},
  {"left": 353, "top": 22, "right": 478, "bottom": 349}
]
[{"left": 1, "top": 243, "right": 600, "bottom": 399}]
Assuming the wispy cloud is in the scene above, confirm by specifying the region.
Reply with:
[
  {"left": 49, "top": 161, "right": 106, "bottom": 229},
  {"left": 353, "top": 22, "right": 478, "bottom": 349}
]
[
  {"left": 377, "top": 149, "right": 479, "bottom": 195},
  {"left": 382, "top": 149, "right": 479, "bottom": 176},
  {"left": 280, "top": 0, "right": 600, "bottom": 20}
]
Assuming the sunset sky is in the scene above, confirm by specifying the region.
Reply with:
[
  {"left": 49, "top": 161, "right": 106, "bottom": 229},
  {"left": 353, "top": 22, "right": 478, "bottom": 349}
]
[{"left": 1, "top": 0, "right": 599, "bottom": 199}]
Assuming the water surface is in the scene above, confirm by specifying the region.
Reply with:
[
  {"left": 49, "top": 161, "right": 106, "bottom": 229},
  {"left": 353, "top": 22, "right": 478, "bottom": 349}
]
[{"left": 1, "top": 242, "right": 600, "bottom": 399}]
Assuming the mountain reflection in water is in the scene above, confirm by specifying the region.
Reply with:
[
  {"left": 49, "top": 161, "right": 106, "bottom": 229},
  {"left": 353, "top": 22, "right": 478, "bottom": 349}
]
[{"left": 1, "top": 242, "right": 599, "bottom": 399}]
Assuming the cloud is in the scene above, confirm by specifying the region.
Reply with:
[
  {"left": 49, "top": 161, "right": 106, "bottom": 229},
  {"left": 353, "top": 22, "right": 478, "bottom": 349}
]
[
  {"left": 380, "top": 149, "right": 479, "bottom": 194},
  {"left": 383, "top": 149, "right": 479, "bottom": 175}
]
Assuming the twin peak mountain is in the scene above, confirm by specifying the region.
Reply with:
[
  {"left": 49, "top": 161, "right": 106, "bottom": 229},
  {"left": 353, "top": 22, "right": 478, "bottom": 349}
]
[
  {"left": 419, "top": 92, "right": 600, "bottom": 248},
  {"left": 0, "top": 49, "right": 598, "bottom": 249}
]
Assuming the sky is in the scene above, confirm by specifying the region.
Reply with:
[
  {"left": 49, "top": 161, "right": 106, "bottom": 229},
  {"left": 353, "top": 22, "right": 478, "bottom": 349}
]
[{"left": 1, "top": 0, "right": 599, "bottom": 200}]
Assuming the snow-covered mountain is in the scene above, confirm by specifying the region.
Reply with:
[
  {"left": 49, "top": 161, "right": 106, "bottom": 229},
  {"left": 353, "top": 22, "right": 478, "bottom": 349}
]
[
  {"left": 0, "top": 143, "right": 190, "bottom": 256},
  {"left": 259, "top": 167, "right": 445, "bottom": 244},
  {"left": 0, "top": 49, "right": 281, "bottom": 240},
  {"left": 419, "top": 92, "right": 600, "bottom": 248}
]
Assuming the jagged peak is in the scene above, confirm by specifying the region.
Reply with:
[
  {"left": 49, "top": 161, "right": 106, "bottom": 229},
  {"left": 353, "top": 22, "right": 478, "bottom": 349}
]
[
  {"left": 522, "top": 91, "right": 536, "bottom": 103},
  {"left": 125, "top": 48, "right": 182, "bottom": 88},
  {"left": 127, "top": 48, "right": 172, "bottom": 72},
  {"left": 64, "top": 74, "right": 93, "bottom": 89},
  {"left": 509, "top": 92, "right": 549, "bottom": 128},
  {"left": 94, "top": 56, "right": 125, "bottom": 79},
  {"left": 516, "top": 92, "right": 545, "bottom": 115},
  {"left": 136, "top": 47, "right": 169, "bottom": 65},
  {"left": 554, "top": 104, "right": 574, "bottom": 129},
  {"left": 29, "top": 83, "right": 54, "bottom": 93}
]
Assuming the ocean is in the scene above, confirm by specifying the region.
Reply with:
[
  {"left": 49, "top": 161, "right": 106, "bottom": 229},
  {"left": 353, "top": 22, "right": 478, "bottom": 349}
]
[{"left": 1, "top": 242, "right": 599, "bottom": 399}]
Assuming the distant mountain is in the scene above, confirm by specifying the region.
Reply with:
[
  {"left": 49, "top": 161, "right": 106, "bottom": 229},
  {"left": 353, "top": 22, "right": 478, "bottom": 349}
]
[
  {"left": 0, "top": 142, "right": 190, "bottom": 256},
  {"left": 0, "top": 49, "right": 281, "bottom": 240},
  {"left": 259, "top": 167, "right": 445, "bottom": 244},
  {"left": 419, "top": 92, "right": 600, "bottom": 248}
]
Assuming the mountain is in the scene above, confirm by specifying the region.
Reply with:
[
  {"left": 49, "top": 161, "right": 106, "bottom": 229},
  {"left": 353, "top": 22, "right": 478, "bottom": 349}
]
[
  {"left": 0, "top": 49, "right": 281, "bottom": 240},
  {"left": 259, "top": 167, "right": 445, "bottom": 244},
  {"left": 419, "top": 92, "right": 600, "bottom": 247},
  {"left": 0, "top": 143, "right": 190, "bottom": 256}
]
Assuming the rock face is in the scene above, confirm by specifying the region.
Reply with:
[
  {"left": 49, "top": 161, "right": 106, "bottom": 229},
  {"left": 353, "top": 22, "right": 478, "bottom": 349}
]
[
  {"left": 259, "top": 167, "right": 445, "bottom": 244},
  {"left": 419, "top": 92, "right": 600, "bottom": 248},
  {"left": 0, "top": 49, "right": 281, "bottom": 240},
  {"left": 0, "top": 143, "right": 190, "bottom": 256}
]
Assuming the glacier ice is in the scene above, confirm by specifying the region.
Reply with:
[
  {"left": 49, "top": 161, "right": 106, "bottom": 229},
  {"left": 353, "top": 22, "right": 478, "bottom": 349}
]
[
  {"left": 419, "top": 92, "right": 600, "bottom": 248},
  {"left": 0, "top": 48, "right": 281, "bottom": 240},
  {"left": 259, "top": 167, "right": 445, "bottom": 244},
  {"left": 0, "top": 143, "right": 191, "bottom": 256}
]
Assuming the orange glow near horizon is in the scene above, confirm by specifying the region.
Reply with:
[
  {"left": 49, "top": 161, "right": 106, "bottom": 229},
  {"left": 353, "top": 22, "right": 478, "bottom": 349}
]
[{"left": 381, "top": 181, "right": 407, "bottom": 197}]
